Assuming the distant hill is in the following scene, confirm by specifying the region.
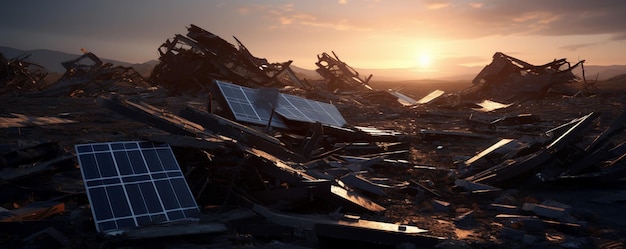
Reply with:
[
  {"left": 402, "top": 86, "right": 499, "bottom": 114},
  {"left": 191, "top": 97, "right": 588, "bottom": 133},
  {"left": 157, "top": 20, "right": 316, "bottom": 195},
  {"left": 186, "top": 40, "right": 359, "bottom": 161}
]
[
  {"left": 2, "top": 46, "right": 625, "bottom": 81},
  {"left": 575, "top": 65, "right": 626, "bottom": 81},
  {"left": 289, "top": 65, "right": 321, "bottom": 80},
  {"left": 0, "top": 46, "right": 158, "bottom": 77}
]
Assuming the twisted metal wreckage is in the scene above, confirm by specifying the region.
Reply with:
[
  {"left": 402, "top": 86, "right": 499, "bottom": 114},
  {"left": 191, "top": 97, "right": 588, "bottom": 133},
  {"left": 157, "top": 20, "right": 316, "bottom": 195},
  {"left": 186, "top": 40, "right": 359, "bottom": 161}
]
[
  {"left": 466, "top": 52, "right": 592, "bottom": 101},
  {"left": 1, "top": 24, "right": 625, "bottom": 249},
  {"left": 0, "top": 52, "right": 48, "bottom": 92}
]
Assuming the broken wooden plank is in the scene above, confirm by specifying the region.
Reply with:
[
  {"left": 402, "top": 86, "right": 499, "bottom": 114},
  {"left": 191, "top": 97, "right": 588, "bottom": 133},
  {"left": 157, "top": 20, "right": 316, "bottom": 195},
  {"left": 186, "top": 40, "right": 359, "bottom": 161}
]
[
  {"left": 326, "top": 184, "right": 386, "bottom": 212},
  {"left": 0, "top": 142, "right": 63, "bottom": 168},
  {"left": 144, "top": 133, "right": 230, "bottom": 151},
  {"left": 586, "top": 108, "right": 626, "bottom": 152},
  {"left": 454, "top": 179, "right": 501, "bottom": 194},
  {"left": 180, "top": 106, "right": 308, "bottom": 163},
  {"left": 119, "top": 222, "right": 228, "bottom": 239},
  {"left": 21, "top": 226, "right": 72, "bottom": 248},
  {"left": 97, "top": 95, "right": 207, "bottom": 137},
  {"left": 464, "top": 138, "right": 515, "bottom": 167},
  {"left": 339, "top": 173, "right": 387, "bottom": 196},
  {"left": 0, "top": 153, "right": 74, "bottom": 182},
  {"left": 0, "top": 113, "right": 77, "bottom": 128},
  {"left": 467, "top": 150, "right": 552, "bottom": 186},
  {"left": 299, "top": 122, "right": 324, "bottom": 158},
  {"left": 0, "top": 202, "right": 65, "bottom": 222},
  {"left": 252, "top": 204, "right": 440, "bottom": 247},
  {"left": 419, "top": 129, "right": 494, "bottom": 140},
  {"left": 546, "top": 112, "right": 599, "bottom": 153}
]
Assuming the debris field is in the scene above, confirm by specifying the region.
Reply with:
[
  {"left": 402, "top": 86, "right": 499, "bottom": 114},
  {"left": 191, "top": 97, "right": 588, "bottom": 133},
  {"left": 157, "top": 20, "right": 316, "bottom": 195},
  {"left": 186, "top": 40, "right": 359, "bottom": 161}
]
[{"left": 1, "top": 24, "right": 626, "bottom": 249}]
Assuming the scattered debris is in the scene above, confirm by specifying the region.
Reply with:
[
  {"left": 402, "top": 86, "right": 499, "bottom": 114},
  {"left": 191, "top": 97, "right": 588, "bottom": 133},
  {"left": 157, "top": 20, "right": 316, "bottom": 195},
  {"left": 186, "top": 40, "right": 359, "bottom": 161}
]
[
  {"left": 315, "top": 51, "right": 373, "bottom": 92},
  {"left": 466, "top": 52, "right": 587, "bottom": 101},
  {"left": 0, "top": 52, "right": 48, "bottom": 92},
  {"left": 149, "top": 24, "right": 302, "bottom": 93},
  {"left": 1, "top": 24, "right": 625, "bottom": 249}
]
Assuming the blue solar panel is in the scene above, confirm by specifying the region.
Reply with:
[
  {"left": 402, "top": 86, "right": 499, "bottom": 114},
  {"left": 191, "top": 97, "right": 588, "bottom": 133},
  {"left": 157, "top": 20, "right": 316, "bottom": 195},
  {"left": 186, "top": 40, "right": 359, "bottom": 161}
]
[
  {"left": 275, "top": 94, "right": 346, "bottom": 127},
  {"left": 76, "top": 141, "right": 199, "bottom": 233},
  {"left": 215, "top": 80, "right": 346, "bottom": 128},
  {"left": 216, "top": 81, "right": 288, "bottom": 128}
]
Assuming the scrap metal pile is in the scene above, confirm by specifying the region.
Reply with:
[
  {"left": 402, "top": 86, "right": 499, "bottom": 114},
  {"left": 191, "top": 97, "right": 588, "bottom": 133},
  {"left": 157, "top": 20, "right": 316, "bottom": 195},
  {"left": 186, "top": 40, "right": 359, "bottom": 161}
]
[
  {"left": 58, "top": 49, "right": 144, "bottom": 84},
  {"left": 149, "top": 24, "right": 304, "bottom": 93},
  {"left": 1, "top": 24, "right": 626, "bottom": 249},
  {"left": 465, "top": 52, "right": 588, "bottom": 102},
  {"left": 0, "top": 52, "right": 48, "bottom": 92},
  {"left": 40, "top": 50, "right": 148, "bottom": 97}
]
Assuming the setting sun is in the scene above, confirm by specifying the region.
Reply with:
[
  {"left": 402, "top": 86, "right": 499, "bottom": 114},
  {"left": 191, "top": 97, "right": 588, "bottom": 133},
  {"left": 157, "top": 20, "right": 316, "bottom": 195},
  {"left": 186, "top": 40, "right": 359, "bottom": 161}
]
[{"left": 417, "top": 53, "right": 431, "bottom": 67}]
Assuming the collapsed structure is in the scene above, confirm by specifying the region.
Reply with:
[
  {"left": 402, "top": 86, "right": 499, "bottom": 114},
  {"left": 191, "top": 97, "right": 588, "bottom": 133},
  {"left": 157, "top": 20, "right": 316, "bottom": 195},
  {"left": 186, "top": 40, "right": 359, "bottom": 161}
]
[
  {"left": 58, "top": 49, "right": 144, "bottom": 84},
  {"left": 466, "top": 52, "right": 588, "bottom": 101},
  {"left": 150, "top": 24, "right": 304, "bottom": 93},
  {"left": 0, "top": 52, "right": 48, "bottom": 92},
  {"left": 1, "top": 24, "right": 626, "bottom": 249},
  {"left": 315, "top": 51, "right": 373, "bottom": 92}
]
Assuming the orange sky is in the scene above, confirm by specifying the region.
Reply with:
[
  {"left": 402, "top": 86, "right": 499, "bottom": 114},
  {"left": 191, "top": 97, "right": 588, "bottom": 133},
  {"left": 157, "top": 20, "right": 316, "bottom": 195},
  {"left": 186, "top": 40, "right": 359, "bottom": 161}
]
[{"left": 2, "top": 1, "right": 626, "bottom": 79}]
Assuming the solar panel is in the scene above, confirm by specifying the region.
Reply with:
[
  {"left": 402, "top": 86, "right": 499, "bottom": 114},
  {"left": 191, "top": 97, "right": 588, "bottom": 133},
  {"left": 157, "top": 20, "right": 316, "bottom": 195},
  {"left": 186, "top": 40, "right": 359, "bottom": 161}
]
[
  {"left": 216, "top": 81, "right": 288, "bottom": 128},
  {"left": 275, "top": 94, "right": 346, "bottom": 127},
  {"left": 215, "top": 80, "right": 346, "bottom": 128},
  {"left": 75, "top": 141, "right": 199, "bottom": 233}
]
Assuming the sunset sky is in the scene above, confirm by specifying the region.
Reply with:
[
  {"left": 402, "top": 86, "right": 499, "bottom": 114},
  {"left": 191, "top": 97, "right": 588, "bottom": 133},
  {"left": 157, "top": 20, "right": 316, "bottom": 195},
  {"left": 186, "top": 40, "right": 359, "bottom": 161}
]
[{"left": 2, "top": 0, "right": 626, "bottom": 78}]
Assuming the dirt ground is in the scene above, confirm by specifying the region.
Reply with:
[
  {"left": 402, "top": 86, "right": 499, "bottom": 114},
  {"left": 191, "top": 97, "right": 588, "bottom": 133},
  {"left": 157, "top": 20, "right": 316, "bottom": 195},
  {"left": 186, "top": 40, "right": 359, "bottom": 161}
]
[{"left": 2, "top": 78, "right": 626, "bottom": 249}]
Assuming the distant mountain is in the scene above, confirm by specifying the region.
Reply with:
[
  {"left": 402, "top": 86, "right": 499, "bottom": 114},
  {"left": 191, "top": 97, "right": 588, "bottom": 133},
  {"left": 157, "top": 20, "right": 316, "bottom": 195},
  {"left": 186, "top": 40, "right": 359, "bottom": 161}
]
[
  {"left": 289, "top": 65, "right": 321, "bottom": 80},
  {"left": 2, "top": 46, "right": 624, "bottom": 81},
  {"left": 576, "top": 65, "right": 626, "bottom": 81},
  {"left": 0, "top": 46, "right": 158, "bottom": 77},
  {"left": 290, "top": 64, "right": 481, "bottom": 81}
]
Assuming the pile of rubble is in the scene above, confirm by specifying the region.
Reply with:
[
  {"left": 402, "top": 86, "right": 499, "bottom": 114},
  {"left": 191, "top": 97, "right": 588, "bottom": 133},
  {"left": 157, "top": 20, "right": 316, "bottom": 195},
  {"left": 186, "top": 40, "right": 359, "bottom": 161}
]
[
  {"left": 149, "top": 24, "right": 304, "bottom": 93},
  {"left": 1, "top": 24, "right": 625, "bottom": 249},
  {"left": 465, "top": 52, "right": 590, "bottom": 102},
  {"left": 0, "top": 52, "right": 48, "bottom": 93}
]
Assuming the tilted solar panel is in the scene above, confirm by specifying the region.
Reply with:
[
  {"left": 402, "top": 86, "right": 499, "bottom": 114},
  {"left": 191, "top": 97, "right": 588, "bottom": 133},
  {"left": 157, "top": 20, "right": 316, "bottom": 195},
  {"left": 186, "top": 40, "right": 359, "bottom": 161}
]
[
  {"left": 216, "top": 81, "right": 288, "bottom": 128},
  {"left": 76, "top": 141, "right": 199, "bottom": 233},
  {"left": 275, "top": 94, "right": 346, "bottom": 127},
  {"left": 215, "top": 80, "right": 346, "bottom": 128}
]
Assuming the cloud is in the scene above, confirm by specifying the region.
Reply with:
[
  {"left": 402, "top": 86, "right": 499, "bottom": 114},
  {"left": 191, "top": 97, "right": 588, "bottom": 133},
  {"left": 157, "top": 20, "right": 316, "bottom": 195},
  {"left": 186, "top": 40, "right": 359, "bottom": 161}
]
[
  {"left": 259, "top": 2, "right": 369, "bottom": 32},
  {"left": 366, "top": 0, "right": 626, "bottom": 40},
  {"left": 460, "top": 1, "right": 626, "bottom": 38},
  {"left": 609, "top": 33, "right": 626, "bottom": 41},
  {"left": 469, "top": 2, "right": 483, "bottom": 8},
  {"left": 560, "top": 42, "right": 599, "bottom": 52},
  {"left": 426, "top": 3, "right": 450, "bottom": 10}
]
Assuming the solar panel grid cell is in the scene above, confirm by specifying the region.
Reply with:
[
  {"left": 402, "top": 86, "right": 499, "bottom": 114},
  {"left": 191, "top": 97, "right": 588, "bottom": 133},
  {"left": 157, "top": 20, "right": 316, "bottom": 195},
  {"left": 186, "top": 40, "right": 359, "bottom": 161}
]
[{"left": 76, "top": 141, "right": 199, "bottom": 233}]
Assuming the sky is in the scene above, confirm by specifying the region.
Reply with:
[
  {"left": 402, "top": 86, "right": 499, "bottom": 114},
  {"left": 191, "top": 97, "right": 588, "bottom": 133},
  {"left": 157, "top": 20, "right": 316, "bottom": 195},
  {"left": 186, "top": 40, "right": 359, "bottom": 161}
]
[{"left": 2, "top": 0, "right": 626, "bottom": 79}]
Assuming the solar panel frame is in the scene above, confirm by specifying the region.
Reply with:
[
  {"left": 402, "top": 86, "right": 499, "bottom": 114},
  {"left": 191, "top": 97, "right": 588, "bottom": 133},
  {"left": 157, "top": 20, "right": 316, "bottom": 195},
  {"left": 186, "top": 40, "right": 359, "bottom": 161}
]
[{"left": 76, "top": 141, "right": 199, "bottom": 233}]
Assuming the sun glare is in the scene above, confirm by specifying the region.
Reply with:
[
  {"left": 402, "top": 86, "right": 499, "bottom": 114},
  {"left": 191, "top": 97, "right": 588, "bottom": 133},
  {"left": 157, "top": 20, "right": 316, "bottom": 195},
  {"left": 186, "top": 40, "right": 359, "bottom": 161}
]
[{"left": 417, "top": 53, "right": 431, "bottom": 67}]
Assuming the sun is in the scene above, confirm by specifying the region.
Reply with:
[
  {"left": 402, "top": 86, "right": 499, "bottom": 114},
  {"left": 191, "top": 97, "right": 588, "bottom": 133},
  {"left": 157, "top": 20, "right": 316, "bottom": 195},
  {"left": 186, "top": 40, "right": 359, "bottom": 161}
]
[{"left": 417, "top": 53, "right": 431, "bottom": 67}]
